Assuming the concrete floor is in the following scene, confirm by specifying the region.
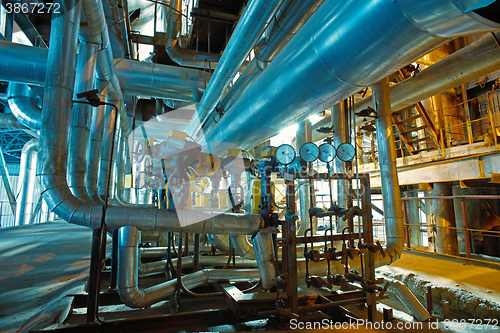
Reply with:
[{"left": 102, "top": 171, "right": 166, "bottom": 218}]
[
  {"left": 379, "top": 251, "right": 500, "bottom": 303},
  {"left": 1, "top": 222, "right": 500, "bottom": 332}
]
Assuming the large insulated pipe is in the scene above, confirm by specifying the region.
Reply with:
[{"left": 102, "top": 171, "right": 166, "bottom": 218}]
[
  {"left": 164, "top": 0, "right": 219, "bottom": 69},
  {"left": 230, "top": 235, "right": 256, "bottom": 260},
  {"left": 118, "top": 226, "right": 261, "bottom": 308},
  {"left": 37, "top": 0, "right": 260, "bottom": 235},
  {"left": 373, "top": 77, "right": 404, "bottom": 261},
  {"left": 204, "top": 0, "right": 500, "bottom": 154},
  {"left": 79, "top": 0, "right": 130, "bottom": 137},
  {"left": 312, "top": 31, "right": 500, "bottom": 141},
  {"left": 205, "top": 0, "right": 325, "bottom": 133},
  {"left": 86, "top": 81, "right": 107, "bottom": 205},
  {"left": 15, "top": 138, "right": 38, "bottom": 226},
  {"left": 186, "top": 0, "right": 285, "bottom": 138},
  {"left": 356, "top": 31, "right": 500, "bottom": 115},
  {"left": 68, "top": 41, "right": 97, "bottom": 204},
  {"left": 207, "top": 234, "right": 231, "bottom": 253},
  {"left": 0, "top": 41, "right": 47, "bottom": 85},
  {"left": 391, "top": 280, "right": 432, "bottom": 321},
  {"left": 7, "top": 83, "right": 41, "bottom": 130},
  {"left": 114, "top": 59, "right": 206, "bottom": 102},
  {"left": 0, "top": 41, "right": 207, "bottom": 103},
  {"left": 252, "top": 230, "right": 276, "bottom": 290},
  {"left": 0, "top": 113, "right": 29, "bottom": 130},
  {"left": 115, "top": 132, "right": 131, "bottom": 205},
  {"left": 98, "top": 101, "right": 119, "bottom": 199}
]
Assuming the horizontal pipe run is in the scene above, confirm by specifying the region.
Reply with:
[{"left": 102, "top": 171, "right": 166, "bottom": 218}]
[
  {"left": 0, "top": 41, "right": 206, "bottom": 103},
  {"left": 114, "top": 59, "right": 206, "bottom": 102},
  {"left": 139, "top": 246, "right": 213, "bottom": 258},
  {"left": 186, "top": 0, "right": 285, "bottom": 138},
  {"left": 204, "top": 0, "right": 500, "bottom": 154},
  {"left": 139, "top": 256, "right": 260, "bottom": 276},
  {"left": 312, "top": 32, "right": 500, "bottom": 141},
  {"left": 118, "top": 226, "right": 261, "bottom": 308},
  {"left": 205, "top": 0, "right": 325, "bottom": 134}
]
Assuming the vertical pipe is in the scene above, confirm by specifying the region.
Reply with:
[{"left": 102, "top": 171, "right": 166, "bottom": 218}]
[
  {"left": 432, "top": 182, "right": 459, "bottom": 256},
  {"left": 194, "top": 233, "right": 200, "bottom": 271},
  {"left": 15, "top": 139, "right": 38, "bottom": 225},
  {"left": 252, "top": 230, "right": 276, "bottom": 290},
  {"left": 110, "top": 228, "right": 119, "bottom": 289},
  {"left": 404, "top": 189, "right": 421, "bottom": 247},
  {"left": 87, "top": 228, "right": 102, "bottom": 322},
  {"left": 86, "top": 81, "right": 107, "bottom": 205},
  {"left": 69, "top": 41, "right": 97, "bottom": 204},
  {"left": 373, "top": 77, "right": 404, "bottom": 260},
  {"left": 360, "top": 174, "right": 375, "bottom": 321},
  {"left": 285, "top": 177, "right": 298, "bottom": 313},
  {"left": 296, "top": 120, "right": 316, "bottom": 235},
  {"left": 460, "top": 198, "right": 471, "bottom": 259},
  {"left": 331, "top": 103, "right": 349, "bottom": 232},
  {"left": 99, "top": 101, "right": 119, "bottom": 199},
  {"left": 36, "top": 0, "right": 83, "bottom": 315}
]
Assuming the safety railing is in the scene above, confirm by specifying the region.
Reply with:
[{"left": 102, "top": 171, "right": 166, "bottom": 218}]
[
  {"left": 357, "top": 89, "right": 500, "bottom": 165},
  {"left": 370, "top": 195, "right": 500, "bottom": 262}
]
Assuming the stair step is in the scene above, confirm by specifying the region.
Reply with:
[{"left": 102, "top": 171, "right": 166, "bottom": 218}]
[
  {"left": 395, "top": 114, "right": 421, "bottom": 124},
  {"left": 401, "top": 125, "right": 426, "bottom": 134},
  {"left": 406, "top": 136, "right": 431, "bottom": 144}
]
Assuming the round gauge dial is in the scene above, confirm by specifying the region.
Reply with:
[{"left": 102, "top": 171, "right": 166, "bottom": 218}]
[
  {"left": 318, "top": 143, "right": 335, "bottom": 163},
  {"left": 299, "top": 142, "right": 319, "bottom": 163},
  {"left": 336, "top": 143, "right": 356, "bottom": 162},
  {"left": 275, "top": 144, "right": 296, "bottom": 165}
]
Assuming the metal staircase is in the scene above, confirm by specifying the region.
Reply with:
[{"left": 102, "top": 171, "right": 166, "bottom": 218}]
[{"left": 392, "top": 70, "right": 441, "bottom": 156}]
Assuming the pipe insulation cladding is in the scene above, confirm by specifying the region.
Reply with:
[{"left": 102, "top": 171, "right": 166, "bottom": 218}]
[
  {"left": 203, "top": 0, "right": 500, "bottom": 154},
  {"left": 36, "top": 0, "right": 262, "bottom": 235},
  {"left": 311, "top": 31, "right": 500, "bottom": 141},
  {"left": 0, "top": 41, "right": 206, "bottom": 104}
]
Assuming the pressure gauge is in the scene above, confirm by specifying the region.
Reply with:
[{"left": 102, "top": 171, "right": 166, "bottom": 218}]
[
  {"left": 275, "top": 144, "right": 296, "bottom": 165},
  {"left": 336, "top": 143, "right": 356, "bottom": 162},
  {"left": 299, "top": 142, "right": 319, "bottom": 163},
  {"left": 318, "top": 143, "right": 335, "bottom": 163}
]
